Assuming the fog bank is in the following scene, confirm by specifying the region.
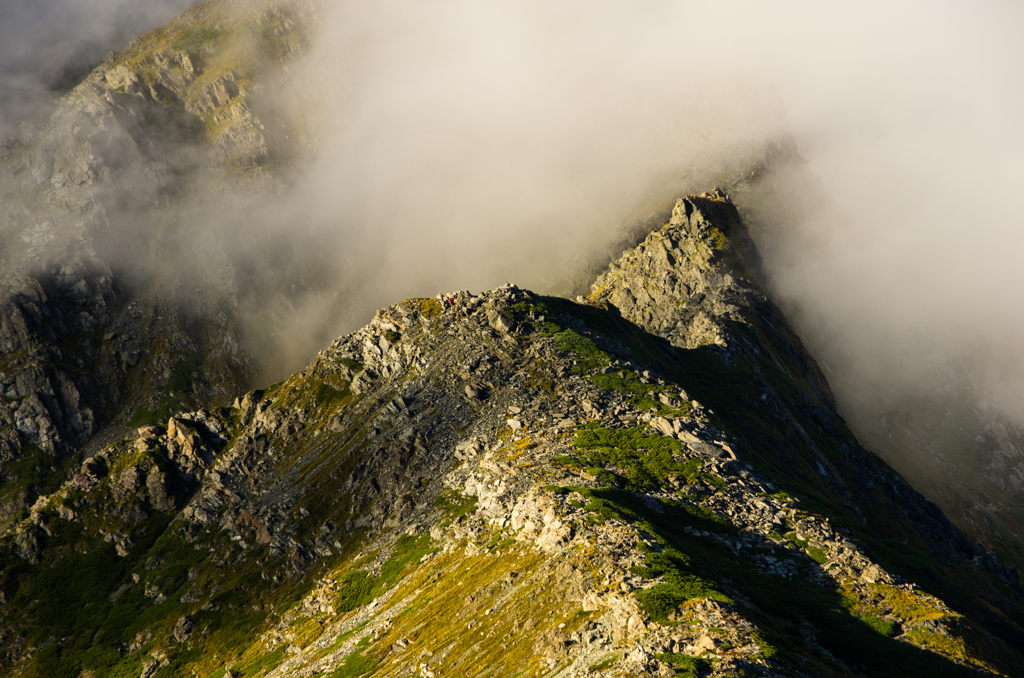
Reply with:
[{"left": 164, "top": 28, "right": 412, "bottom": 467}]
[
  {"left": 6, "top": 0, "right": 1024, "bottom": 431},
  {"left": 278, "top": 0, "right": 1024, "bottom": 426}
]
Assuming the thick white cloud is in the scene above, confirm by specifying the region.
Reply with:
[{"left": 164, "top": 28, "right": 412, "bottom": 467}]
[{"left": 289, "top": 0, "right": 1024, "bottom": 423}]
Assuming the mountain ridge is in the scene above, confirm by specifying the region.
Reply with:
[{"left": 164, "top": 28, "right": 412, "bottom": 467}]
[
  {"left": 0, "top": 0, "right": 322, "bottom": 526},
  {"left": 0, "top": 190, "right": 1021, "bottom": 677},
  {"left": 1, "top": 2, "right": 1024, "bottom": 676}
]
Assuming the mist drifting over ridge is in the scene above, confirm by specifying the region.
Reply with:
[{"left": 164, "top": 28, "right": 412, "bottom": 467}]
[
  {"left": 278, "top": 0, "right": 1024, "bottom": 426},
  {"left": 4, "top": 0, "right": 1024, "bottom": 433},
  {"left": 6, "top": 4, "right": 1024, "bottom": 670}
]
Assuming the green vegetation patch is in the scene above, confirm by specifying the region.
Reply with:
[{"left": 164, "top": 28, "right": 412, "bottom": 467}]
[
  {"left": 339, "top": 358, "right": 364, "bottom": 372},
  {"left": 334, "top": 571, "right": 375, "bottom": 614},
  {"left": 785, "top": 531, "right": 808, "bottom": 549},
  {"left": 173, "top": 27, "right": 228, "bottom": 54},
  {"left": 574, "top": 424, "right": 681, "bottom": 455},
  {"left": 315, "top": 383, "right": 352, "bottom": 409},
  {"left": 588, "top": 654, "right": 618, "bottom": 671},
  {"left": 230, "top": 644, "right": 287, "bottom": 676},
  {"left": 402, "top": 298, "right": 442, "bottom": 319},
  {"left": 433, "top": 490, "right": 477, "bottom": 520},
  {"left": 570, "top": 487, "right": 734, "bottom": 535},
  {"left": 552, "top": 454, "right": 582, "bottom": 467},
  {"left": 862, "top": 616, "right": 899, "bottom": 637},
  {"left": 783, "top": 532, "right": 828, "bottom": 564},
  {"left": 571, "top": 424, "right": 685, "bottom": 491},
  {"left": 590, "top": 369, "right": 692, "bottom": 417},
  {"left": 708, "top": 226, "right": 729, "bottom": 251},
  {"left": 807, "top": 546, "right": 829, "bottom": 564},
  {"left": 631, "top": 547, "right": 733, "bottom": 622},
  {"left": 324, "top": 642, "right": 379, "bottom": 678},
  {"left": 552, "top": 329, "right": 612, "bottom": 375},
  {"left": 861, "top": 583, "right": 947, "bottom": 624},
  {"left": 655, "top": 653, "right": 712, "bottom": 677},
  {"left": 335, "top": 534, "right": 436, "bottom": 613}
]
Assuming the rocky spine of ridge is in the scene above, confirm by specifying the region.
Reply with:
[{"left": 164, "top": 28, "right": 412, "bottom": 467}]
[
  {"left": 0, "top": 194, "right": 1022, "bottom": 678},
  {"left": 589, "top": 189, "right": 832, "bottom": 406}
]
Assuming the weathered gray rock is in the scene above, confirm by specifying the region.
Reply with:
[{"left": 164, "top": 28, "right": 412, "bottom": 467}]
[
  {"left": 487, "top": 309, "right": 515, "bottom": 334},
  {"left": 172, "top": 616, "right": 195, "bottom": 642},
  {"left": 146, "top": 469, "right": 177, "bottom": 512}
]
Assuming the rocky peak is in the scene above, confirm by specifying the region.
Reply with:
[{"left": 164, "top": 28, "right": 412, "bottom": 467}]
[
  {"left": 591, "top": 189, "right": 758, "bottom": 350},
  {"left": 591, "top": 189, "right": 835, "bottom": 415},
  {"left": 0, "top": 3, "right": 1022, "bottom": 677}
]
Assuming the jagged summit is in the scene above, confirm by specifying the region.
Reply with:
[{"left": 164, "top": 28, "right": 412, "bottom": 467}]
[
  {"left": 0, "top": 192, "right": 1021, "bottom": 677},
  {"left": 591, "top": 189, "right": 755, "bottom": 349},
  {"left": 590, "top": 189, "right": 833, "bottom": 408}
]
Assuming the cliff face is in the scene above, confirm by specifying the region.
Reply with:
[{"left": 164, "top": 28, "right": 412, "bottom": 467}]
[{"left": 0, "top": 190, "right": 1021, "bottom": 678}]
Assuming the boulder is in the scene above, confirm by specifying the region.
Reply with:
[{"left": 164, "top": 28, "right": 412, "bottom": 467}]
[{"left": 172, "top": 616, "right": 195, "bottom": 642}]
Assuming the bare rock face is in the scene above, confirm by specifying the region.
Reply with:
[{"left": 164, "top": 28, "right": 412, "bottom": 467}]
[
  {"left": 591, "top": 190, "right": 751, "bottom": 350},
  {"left": 138, "top": 50, "right": 196, "bottom": 94},
  {"left": 591, "top": 189, "right": 836, "bottom": 411},
  {"left": 186, "top": 73, "right": 240, "bottom": 114},
  {"left": 172, "top": 615, "right": 195, "bottom": 642}
]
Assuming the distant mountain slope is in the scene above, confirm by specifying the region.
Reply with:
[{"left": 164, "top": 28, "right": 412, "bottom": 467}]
[{"left": 0, "top": 0, "right": 317, "bottom": 522}]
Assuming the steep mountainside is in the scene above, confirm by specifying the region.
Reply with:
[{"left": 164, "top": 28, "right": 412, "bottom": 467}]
[
  {"left": 2, "top": 2, "right": 1024, "bottom": 677},
  {"left": 717, "top": 152, "right": 1024, "bottom": 573},
  {"left": 0, "top": 192, "right": 1021, "bottom": 678}
]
